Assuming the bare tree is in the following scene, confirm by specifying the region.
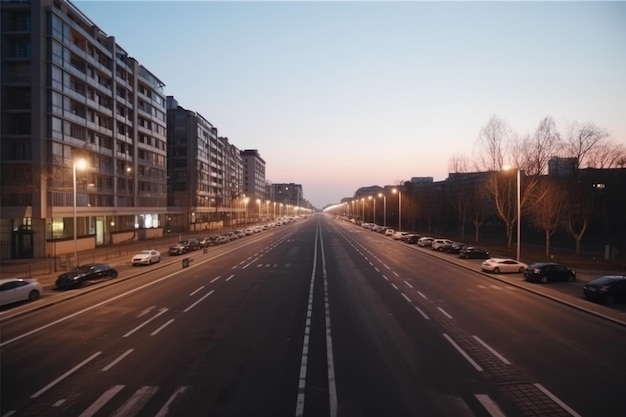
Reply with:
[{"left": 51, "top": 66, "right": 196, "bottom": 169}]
[
  {"left": 564, "top": 181, "right": 594, "bottom": 256},
  {"left": 467, "top": 180, "right": 489, "bottom": 243},
  {"left": 528, "top": 178, "right": 567, "bottom": 256},
  {"left": 564, "top": 121, "right": 609, "bottom": 169},
  {"left": 476, "top": 115, "right": 510, "bottom": 172},
  {"left": 447, "top": 154, "right": 474, "bottom": 239},
  {"left": 586, "top": 142, "right": 626, "bottom": 168}
]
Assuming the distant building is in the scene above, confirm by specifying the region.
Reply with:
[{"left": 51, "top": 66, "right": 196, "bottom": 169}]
[
  {"left": 548, "top": 157, "right": 577, "bottom": 177},
  {"left": 241, "top": 149, "right": 266, "bottom": 201}
]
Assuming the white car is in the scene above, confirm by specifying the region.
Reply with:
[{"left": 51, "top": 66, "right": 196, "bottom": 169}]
[
  {"left": 384, "top": 228, "right": 395, "bottom": 236},
  {"left": 131, "top": 249, "right": 161, "bottom": 265},
  {"left": 481, "top": 258, "right": 528, "bottom": 274},
  {"left": 417, "top": 237, "right": 434, "bottom": 247},
  {"left": 0, "top": 278, "right": 43, "bottom": 306},
  {"left": 432, "top": 239, "right": 453, "bottom": 251},
  {"left": 392, "top": 231, "right": 409, "bottom": 240}
]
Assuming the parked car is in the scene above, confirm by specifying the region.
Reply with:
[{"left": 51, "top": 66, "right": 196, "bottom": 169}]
[
  {"left": 445, "top": 242, "right": 466, "bottom": 254},
  {"left": 384, "top": 228, "right": 395, "bottom": 236},
  {"left": 481, "top": 258, "right": 528, "bottom": 273},
  {"left": 198, "top": 237, "right": 214, "bottom": 248},
  {"left": 583, "top": 275, "right": 626, "bottom": 304},
  {"left": 417, "top": 237, "right": 434, "bottom": 247},
  {"left": 432, "top": 239, "right": 453, "bottom": 251},
  {"left": 523, "top": 262, "right": 576, "bottom": 283},
  {"left": 182, "top": 239, "right": 202, "bottom": 251},
  {"left": 215, "top": 234, "right": 231, "bottom": 244},
  {"left": 169, "top": 242, "right": 190, "bottom": 255},
  {"left": 0, "top": 278, "right": 43, "bottom": 307},
  {"left": 459, "top": 246, "right": 490, "bottom": 259},
  {"left": 131, "top": 249, "right": 161, "bottom": 265},
  {"left": 392, "top": 231, "right": 409, "bottom": 240},
  {"left": 55, "top": 263, "right": 119, "bottom": 290},
  {"left": 405, "top": 234, "right": 420, "bottom": 244}
]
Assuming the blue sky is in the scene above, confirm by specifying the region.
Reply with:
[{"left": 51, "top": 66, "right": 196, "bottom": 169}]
[{"left": 74, "top": 1, "right": 626, "bottom": 209}]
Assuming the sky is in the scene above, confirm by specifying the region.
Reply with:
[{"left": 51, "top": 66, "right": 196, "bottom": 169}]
[{"left": 73, "top": 0, "right": 626, "bottom": 209}]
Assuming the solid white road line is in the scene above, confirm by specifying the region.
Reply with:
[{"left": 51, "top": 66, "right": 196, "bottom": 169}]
[
  {"left": 473, "top": 336, "right": 511, "bottom": 365},
  {"left": 475, "top": 394, "right": 507, "bottom": 417}
]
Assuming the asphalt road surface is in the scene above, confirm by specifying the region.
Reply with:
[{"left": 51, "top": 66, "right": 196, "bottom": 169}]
[{"left": 1, "top": 214, "right": 624, "bottom": 417}]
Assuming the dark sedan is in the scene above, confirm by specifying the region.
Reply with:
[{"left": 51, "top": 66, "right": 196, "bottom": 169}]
[
  {"left": 55, "top": 263, "right": 119, "bottom": 290},
  {"left": 583, "top": 275, "right": 626, "bottom": 304},
  {"left": 459, "top": 246, "right": 490, "bottom": 259},
  {"left": 523, "top": 262, "right": 576, "bottom": 284}
]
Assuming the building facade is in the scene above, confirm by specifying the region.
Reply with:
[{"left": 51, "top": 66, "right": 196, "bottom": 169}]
[
  {"left": 166, "top": 96, "right": 243, "bottom": 232},
  {"left": 1, "top": 0, "right": 168, "bottom": 259},
  {"left": 240, "top": 149, "right": 266, "bottom": 201}
]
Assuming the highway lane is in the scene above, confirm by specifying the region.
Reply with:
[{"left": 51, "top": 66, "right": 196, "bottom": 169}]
[
  {"left": 1, "top": 214, "right": 625, "bottom": 417},
  {"left": 330, "top": 219, "right": 626, "bottom": 417}
]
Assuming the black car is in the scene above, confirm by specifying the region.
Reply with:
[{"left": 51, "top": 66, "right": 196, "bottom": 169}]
[
  {"left": 459, "top": 246, "right": 490, "bottom": 259},
  {"left": 583, "top": 275, "right": 626, "bottom": 304},
  {"left": 169, "top": 242, "right": 190, "bottom": 255},
  {"left": 523, "top": 262, "right": 576, "bottom": 284},
  {"left": 405, "top": 234, "right": 421, "bottom": 244},
  {"left": 55, "top": 263, "right": 119, "bottom": 290}
]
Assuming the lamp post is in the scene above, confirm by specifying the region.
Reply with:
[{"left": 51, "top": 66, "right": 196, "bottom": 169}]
[
  {"left": 72, "top": 158, "right": 87, "bottom": 266},
  {"left": 380, "top": 193, "right": 386, "bottom": 227},
  {"left": 256, "top": 198, "right": 261, "bottom": 223},
  {"left": 369, "top": 195, "right": 376, "bottom": 224},
  {"left": 244, "top": 196, "right": 249, "bottom": 227},
  {"left": 360, "top": 198, "right": 365, "bottom": 221},
  {"left": 503, "top": 166, "right": 521, "bottom": 260},
  {"left": 392, "top": 188, "right": 402, "bottom": 232}
]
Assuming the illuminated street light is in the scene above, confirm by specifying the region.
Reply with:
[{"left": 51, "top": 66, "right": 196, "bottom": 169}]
[
  {"left": 503, "top": 165, "right": 521, "bottom": 260},
  {"left": 380, "top": 193, "right": 386, "bottom": 227},
  {"left": 73, "top": 158, "right": 87, "bottom": 266},
  {"left": 244, "top": 196, "right": 250, "bottom": 227},
  {"left": 392, "top": 188, "right": 402, "bottom": 232},
  {"left": 368, "top": 195, "right": 376, "bottom": 224}
]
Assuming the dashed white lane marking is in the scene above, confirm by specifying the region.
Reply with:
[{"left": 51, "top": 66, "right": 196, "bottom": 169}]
[
  {"left": 189, "top": 286, "right": 204, "bottom": 296},
  {"left": 404, "top": 280, "right": 413, "bottom": 288},
  {"left": 473, "top": 336, "right": 510, "bottom": 365},
  {"left": 475, "top": 394, "right": 506, "bottom": 417},
  {"left": 414, "top": 305, "right": 430, "bottom": 320},
  {"left": 401, "top": 293, "right": 411, "bottom": 303},
  {"left": 226, "top": 274, "right": 235, "bottom": 281},
  {"left": 124, "top": 308, "right": 168, "bottom": 337},
  {"left": 151, "top": 319, "right": 174, "bottom": 336},
  {"left": 102, "top": 349, "right": 134, "bottom": 372},
  {"left": 534, "top": 383, "right": 583, "bottom": 417},
  {"left": 438, "top": 307, "right": 453, "bottom": 319},
  {"left": 32, "top": 352, "right": 102, "bottom": 398},
  {"left": 210, "top": 276, "right": 221, "bottom": 283},
  {"left": 417, "top": 291, "right": 427, "bottom": 299},
  {"left": 443, "top": 333, "right": 483, "bottom": 372},
  {"left": 184, "top": 290, "right": 215, "bottom": 313}
]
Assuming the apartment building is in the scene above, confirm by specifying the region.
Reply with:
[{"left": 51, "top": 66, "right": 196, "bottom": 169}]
[
  {"left": 166, "top": 96, "right": 243, "bottom": 232},
  {"left": 1, "top": 0, "right": 168, "bottom": 259},
  {"left": 240, "top": 149, "right": 266, "bottom": 202}
]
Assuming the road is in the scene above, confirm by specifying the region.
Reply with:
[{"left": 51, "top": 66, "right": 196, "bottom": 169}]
[{"left": 1, "top": 214, "right": 625, "bottom": 417}]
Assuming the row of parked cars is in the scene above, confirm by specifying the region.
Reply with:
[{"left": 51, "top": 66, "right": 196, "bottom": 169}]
[{"left": 361, "top": 222, "right": 626, "bottom": 305}]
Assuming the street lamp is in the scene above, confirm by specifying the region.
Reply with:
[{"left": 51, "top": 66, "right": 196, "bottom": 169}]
[
  {"left": 392, "top": 188, "right": 402, "bottom": 232},
  {"left": 256, "top": 198, "right": 261, "bottom": 223},
  {"left": 380, "top": 193, "right": 386, "bottom": 227},
  {"left": 503, "top": 166, "right": 521, "bottom": 260},
  {"left": 361, "top": 198, "right": 365, "bottom": 221},
  {"left": 73, "top": 158, "right": 87, "bottom": 266},
  {"left": 369, "top": 195, "right": 376, "bottom": 224},
  {"left": 244, "top": 196, "right": 249, "bottom": 227}
]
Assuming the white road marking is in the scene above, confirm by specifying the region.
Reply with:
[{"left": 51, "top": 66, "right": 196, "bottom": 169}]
[
  {"left": 77, "top": 385, "right": 125, "bottom": 417},
  {"left": 184, "top": 289, "right": 215, "bottom": 313},
  {"left": 534, "top": 383, "right": 583, "bottom": 417},
  {"left": 151, "top": 319, "right": 174, "bottom": 336},
  {"left": 404, "top": 280, "right": 413, "bottom": 288},
  {"left": 226, "top": 274, "right": 235, "bottom": 281},
  {"left": 414, "top": 305, "right": 430, "bottom": 320},
  {"left": 137, "top": 306, "right": 155, "bottom": 317},
  {"left": 123, "top": 308, "right": 168, "bottom": 337},
  {"left": 189, "top": 286, "right": 204, "bottom": 296},
  {"left": 32, "top": 352, "right": 102, "bottom": 398},
  {"left": 475, "top": 394, "right": 506, "bottom": 417},
  {"left": 154, "top": 386, "right": 189, "bottom": 417},
  {"left": 111, "top": 386, "right": 158, "bottom": 417},
  {"left": 438, "top": 307, "right": 453, "bottom": 319},
  {"left": 443, "top": 333, "right": 483, "bottom": 372},
  {"left": 102, "top": 349, "right": 134, "bottom": 372},
  {"left": 401, "top": 293, "right": 411, "bottom": 303},
  {"left": 210, "top": 276, "right": 221, "bottom": 283},
  {"left": 473, "top": 336, "right": 510, "bottom": 365}
]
